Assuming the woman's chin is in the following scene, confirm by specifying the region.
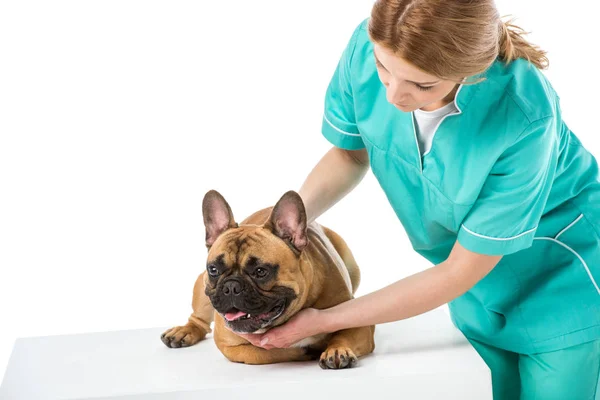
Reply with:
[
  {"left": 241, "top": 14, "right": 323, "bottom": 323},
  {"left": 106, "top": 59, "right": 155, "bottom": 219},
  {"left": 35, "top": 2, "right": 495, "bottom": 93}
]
[{"left": 394, "top": 103, "right": 418, "bottom": 112}]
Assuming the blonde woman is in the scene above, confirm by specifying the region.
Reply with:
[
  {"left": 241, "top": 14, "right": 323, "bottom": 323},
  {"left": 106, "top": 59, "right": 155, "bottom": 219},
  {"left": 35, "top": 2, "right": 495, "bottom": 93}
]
[{"left": 238, "top": 1, "right": 600, "bottom": 398}]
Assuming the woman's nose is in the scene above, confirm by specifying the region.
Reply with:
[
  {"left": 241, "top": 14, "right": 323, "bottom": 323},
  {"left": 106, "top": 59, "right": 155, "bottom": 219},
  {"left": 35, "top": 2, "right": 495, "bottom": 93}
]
[{"left": 386, "top": 80, "right": 408, "bottom": 105}]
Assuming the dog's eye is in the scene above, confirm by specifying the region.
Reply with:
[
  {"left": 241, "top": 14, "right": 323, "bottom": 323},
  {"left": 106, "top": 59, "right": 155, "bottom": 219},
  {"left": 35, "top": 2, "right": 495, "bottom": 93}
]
[
  {"left": 207, "top": 265, "right": 219, "bottom": 277},
  {"left": 254, "top": 267, "right": 269, "bottom": 279}
]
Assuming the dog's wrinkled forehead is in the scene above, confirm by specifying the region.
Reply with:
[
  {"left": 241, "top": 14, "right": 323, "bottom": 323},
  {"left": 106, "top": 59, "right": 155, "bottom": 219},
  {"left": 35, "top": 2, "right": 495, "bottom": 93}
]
[{"left": 207, "top": 225, "right": 297, "bottom": 269}]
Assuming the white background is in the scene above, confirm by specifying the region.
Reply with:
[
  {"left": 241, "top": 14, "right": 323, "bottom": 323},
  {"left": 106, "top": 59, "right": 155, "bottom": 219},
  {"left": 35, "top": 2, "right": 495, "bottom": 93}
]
[{"left": 1, "top": 0, "right": 598, "bottom": 381}]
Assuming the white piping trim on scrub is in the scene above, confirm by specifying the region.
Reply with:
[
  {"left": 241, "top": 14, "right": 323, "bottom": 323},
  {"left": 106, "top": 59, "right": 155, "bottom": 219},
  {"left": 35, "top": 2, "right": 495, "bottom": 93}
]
[
  {"left": 410, "top": 114, "right": 422, "bottom": 172},
  {"left": 421, "top": 83, "right": 465, "bottom": 157},
  {"left": 554, "top": 214, "right": 584, "bottom": 240},
  {"left": 461, "top": 224, "right": 537, "bottom": 241},
  {"left": 534, "top": 236, "right": 600, "bottom": 295},
  {"left": 323, "top": 114, "right": 361, "bottom": 137}
]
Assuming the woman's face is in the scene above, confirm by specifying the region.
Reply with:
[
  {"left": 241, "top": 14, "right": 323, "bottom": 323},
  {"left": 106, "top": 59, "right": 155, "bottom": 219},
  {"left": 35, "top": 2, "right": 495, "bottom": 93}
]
[{"left": 373, "top": 43, "right": 460, "bottom": 112}]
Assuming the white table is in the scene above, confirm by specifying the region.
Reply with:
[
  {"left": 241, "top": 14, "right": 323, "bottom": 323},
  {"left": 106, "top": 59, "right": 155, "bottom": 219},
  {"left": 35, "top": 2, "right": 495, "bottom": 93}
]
[{"left": 0, "top": 309, "right": 491, "bottom": 399}]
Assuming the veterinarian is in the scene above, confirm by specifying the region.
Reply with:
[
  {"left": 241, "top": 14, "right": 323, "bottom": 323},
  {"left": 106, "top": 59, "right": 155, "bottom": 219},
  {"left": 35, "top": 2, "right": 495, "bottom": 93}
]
[{"left": 239, "top": 1, "right": 600, "bottom": 398}]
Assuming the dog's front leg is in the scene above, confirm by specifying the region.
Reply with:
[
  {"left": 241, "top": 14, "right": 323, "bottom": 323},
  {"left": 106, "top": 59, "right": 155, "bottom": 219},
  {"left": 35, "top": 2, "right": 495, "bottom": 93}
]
[
  {"left": 161, "top": 271, "right": 214, "bottom": 348},
  {"left": 319, "top": 325, "right": 376, "bottom": 369}
]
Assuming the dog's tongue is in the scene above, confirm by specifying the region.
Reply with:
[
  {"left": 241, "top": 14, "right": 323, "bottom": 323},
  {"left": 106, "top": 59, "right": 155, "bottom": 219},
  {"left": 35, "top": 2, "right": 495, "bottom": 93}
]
[{"left": 224, "top": 311, "right": 247, "bottom": 321}]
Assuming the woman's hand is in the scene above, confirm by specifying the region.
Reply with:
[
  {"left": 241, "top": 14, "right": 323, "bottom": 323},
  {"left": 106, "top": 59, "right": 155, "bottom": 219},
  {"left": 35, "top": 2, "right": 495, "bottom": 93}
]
[{"left": 235, "top": 308, "right": 327, "bottom": 350}]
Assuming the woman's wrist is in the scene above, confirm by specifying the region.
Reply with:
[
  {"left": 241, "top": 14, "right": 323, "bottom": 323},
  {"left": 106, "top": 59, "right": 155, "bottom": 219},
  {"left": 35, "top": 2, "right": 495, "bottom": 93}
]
[{"left": 318, "top": 305, "right": 346, "bottom": 333}]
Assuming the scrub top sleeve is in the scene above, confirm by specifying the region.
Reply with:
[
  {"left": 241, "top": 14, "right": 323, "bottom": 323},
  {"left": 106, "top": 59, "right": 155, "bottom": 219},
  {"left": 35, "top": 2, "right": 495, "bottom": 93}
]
[
  {"left": 457, "top": 116, "right": 558, "bottom": 256},
  {"left": 321, "top": 23, "right": 365, "bottom": 150}
]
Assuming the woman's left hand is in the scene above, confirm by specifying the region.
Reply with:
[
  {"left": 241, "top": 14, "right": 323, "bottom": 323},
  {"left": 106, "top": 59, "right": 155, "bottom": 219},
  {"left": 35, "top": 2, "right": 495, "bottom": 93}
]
[{"left": 236, "top": 308, "right": 327, "bottom": 350}]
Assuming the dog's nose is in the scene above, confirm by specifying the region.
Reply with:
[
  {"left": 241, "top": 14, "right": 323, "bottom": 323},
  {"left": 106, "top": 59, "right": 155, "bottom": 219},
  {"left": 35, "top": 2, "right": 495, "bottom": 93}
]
[{"left": 222, "top": 280, "right": 243, "bottom": 296}]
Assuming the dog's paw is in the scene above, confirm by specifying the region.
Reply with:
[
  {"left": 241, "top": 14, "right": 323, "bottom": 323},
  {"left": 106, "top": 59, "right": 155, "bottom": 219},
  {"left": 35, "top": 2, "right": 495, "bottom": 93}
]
[
  {"left": 161, "top": 324, "right": 207, "bottom": 348},
  {"left": 319, "top": 346, "right": 358, "bottom": 369}
]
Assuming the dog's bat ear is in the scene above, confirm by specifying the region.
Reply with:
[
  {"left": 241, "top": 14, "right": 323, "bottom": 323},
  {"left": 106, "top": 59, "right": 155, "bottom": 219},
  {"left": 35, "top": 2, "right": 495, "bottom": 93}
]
[
  {"left": 202, "top": 190, "right": 237, "bottom": 247},
  {"left": 265, "top": 191, "right": 308, "bottom": 253}
]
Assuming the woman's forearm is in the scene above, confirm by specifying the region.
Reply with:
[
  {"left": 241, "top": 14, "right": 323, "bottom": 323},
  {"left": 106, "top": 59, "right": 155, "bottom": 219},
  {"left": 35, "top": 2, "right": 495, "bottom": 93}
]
[
  {"left": 320, "top": 246, "right": 501, "bottom": 332},
  {"left": 298, "top": 147, "right": 369, "bottom": 224}
]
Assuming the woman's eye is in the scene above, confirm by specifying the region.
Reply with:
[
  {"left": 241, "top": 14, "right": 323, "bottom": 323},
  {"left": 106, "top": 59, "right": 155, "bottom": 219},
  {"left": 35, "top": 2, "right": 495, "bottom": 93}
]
[
  {"left": 207, "top": 265, "right": 219, "bottom": 277},
  {"left": 254, "top": 268, "right": 269, "bottom": 279},
  {"left": 415, "top": 84, "right": 434, "bottom": 91}
]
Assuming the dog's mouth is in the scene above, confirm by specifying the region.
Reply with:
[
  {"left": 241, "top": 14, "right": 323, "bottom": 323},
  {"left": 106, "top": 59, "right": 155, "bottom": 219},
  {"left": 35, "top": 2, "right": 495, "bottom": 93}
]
[{"left": 220, "top": 300, "right": 286, "bottom": 332}]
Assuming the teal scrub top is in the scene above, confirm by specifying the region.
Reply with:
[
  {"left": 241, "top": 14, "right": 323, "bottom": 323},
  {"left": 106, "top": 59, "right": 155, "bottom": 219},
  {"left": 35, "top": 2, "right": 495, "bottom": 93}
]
[{"left": 322, "top": 19, "right": 600, "bottom": 354}]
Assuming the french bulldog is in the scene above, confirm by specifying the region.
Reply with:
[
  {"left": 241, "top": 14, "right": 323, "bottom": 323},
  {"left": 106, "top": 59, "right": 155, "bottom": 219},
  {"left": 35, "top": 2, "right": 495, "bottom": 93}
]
[{"left": 161, "top": 190, "right": 375, "bottom": 369}]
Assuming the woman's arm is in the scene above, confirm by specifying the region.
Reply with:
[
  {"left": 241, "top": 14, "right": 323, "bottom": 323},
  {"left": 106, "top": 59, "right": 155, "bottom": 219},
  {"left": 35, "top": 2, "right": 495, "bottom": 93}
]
[
  {"left": 321, "top": 240, "right": 502, "bottom": 332},
  {"left": 298, "top": 146, "right": 369, "bottom": 224}
]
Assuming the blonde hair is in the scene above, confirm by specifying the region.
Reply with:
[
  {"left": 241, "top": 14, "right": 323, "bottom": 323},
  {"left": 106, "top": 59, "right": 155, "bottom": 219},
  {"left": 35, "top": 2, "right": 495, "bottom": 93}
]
[{"left": 368, "top": 0, "right": 549, "bottom": 83}]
